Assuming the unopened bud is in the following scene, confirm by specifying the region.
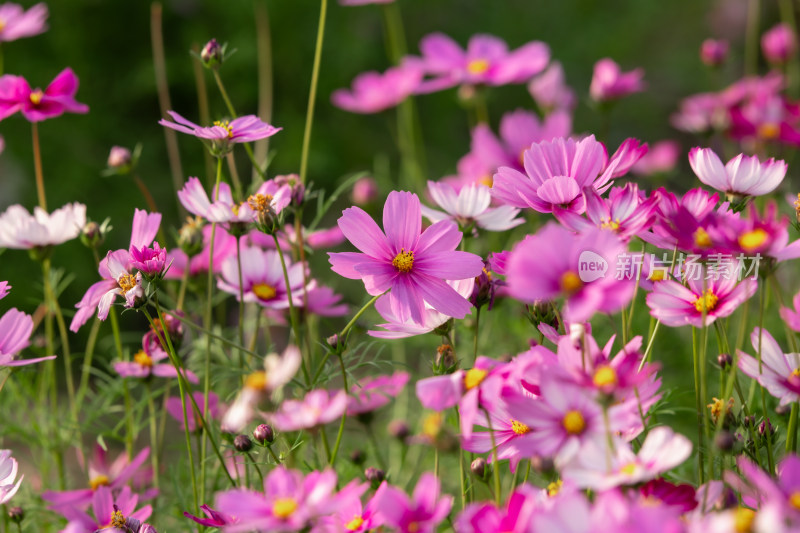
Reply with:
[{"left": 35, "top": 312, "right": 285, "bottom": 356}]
[
  {"left": 8, "top": 507, "right": 23, "bottom": 523},
  {"left": 178, "top": 216, "right": 205, "bottom": 257},
  {"left": 758, "top": 418, "right": 775, "bottom": 438},
  {"left": 234, "top": 434, "right": 253, "bottom": 452},
  {"left": 365, "top": 467, "right": 385, "bottom": 484},
  {"left": 107, "top": 146, "right": 132, "bottom": 169},
  {"left": 201, "top": 38, "right": 223, "bottom": 68},
  {"left": 349, "top": 449, "right": 366, "bottom": 465},
  {"left": 717, "top": 353, "right": 732, "bottom": 370},
  {"left": 326, "top": 334, "right": 342, "bottom": 352},
  {"left": 714, "top": 431, "right": 735, "bottom": 452},
  {"left": 253, "top": 423, "right": 274, "bottom": 445},
  {"left": 434, "top": 344, "right": 458, "bottom": 375},
  {"left": 139, "top": 525, "right": 159, "bottom": 533},
  {"left": 700, "top": 39, "right": 729, "bottom": 67},
  {"left": 351, "top": 177, "right": 378, "bottom": 206},
  {"left": 470, "top": 457, "right": 491, "bottom": 481},
  {"left": 388, "top": 420, "right": 410, "bottom": 441},
  {"left": 776, "top": 403, "right": 792, "bottom": 416}
]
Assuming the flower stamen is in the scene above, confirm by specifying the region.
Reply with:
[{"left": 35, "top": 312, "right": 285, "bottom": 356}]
[
  {"left": 562, "top": 410, "right": 586, "bottom": 435},
  {"left": 392, "top": 249, "right": 414, "bottom": 273}
]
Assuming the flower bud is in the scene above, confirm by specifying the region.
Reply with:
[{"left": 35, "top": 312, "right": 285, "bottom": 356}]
[
  {"left": 201, "top": 38, "right": 223, "bottom": 68},
  {"left": 776, "top": 403, "right": 792, "bottom": 416},
  {"left": 349, "top": 449, "right": 366, "bottom": 465},
  {"left": 8, "top": 507, "right": 23, "bottom": 523},
  {"left": 326, "top": 334, "right": 343, "bottom": 353},
  {"left": 714, "top": 430, "right": 735, "bottom": 452},
  {"left": 470, "top": 457, "right": 491, "bottom": 481},
  {"left": 365, "top": 467, "right": 385, "bottom": 484},
  {"left": 758, "top": 418, "right": 775, "bottom": 438},
  {"left": 717, "top": 353, "right": 732, "bottom": 370},
  {"left": 700, "top": 39, "right": 729, "bottom": 67},
  {"left": 526, "top": 300, "right": 559, "bottom": 329},
  {"left": 274, "top": 174, "right": 304, "bottom": 206},
  {"left": 434, "top": 344, "right": 458, "bottom": 375},
  {"left": 387, "top": 420, "right": 410, "bottom": 441},
  {"left": 139, "top": 525, "right": 159, "bottom": 533},
  {"left": 530, "top": 455, "right": 555, "bottom": 474},
  {"left": 253, "top": 423, "right": 274, "bottom": 445},
  {"left": 762, "top": 23, "right": 796, "bottom": 64},
  {"left": 178, "top": 216, "right": 206, "bottom": 257},
  {"left": 107, "top": 146, "right": 132, "bottom": 169},
  {"left": 234, "top": 434, "right": 253, "bottom": 452},
  {"left": 351, "top": 177, "right": 378, "bottom": 206}
]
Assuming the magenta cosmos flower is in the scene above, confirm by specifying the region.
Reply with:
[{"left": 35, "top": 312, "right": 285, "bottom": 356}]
[
  {"left": 0, "top": 450, "right": 21, "bottom": 505},
  {"left": 0, "top": 3, "right": 47, "bottom": 42},
  {"left": 413, "top": 33, "right": 549, "bottom": 93},
  {"left": 184, "top": 504, "right": 236, "bottom": 528},
  {"left": 159, "top": 111, "right": 280, "bottom": 156},
  {"left": 0, "top": 202, "right": 85, "bottom": 249},
  {"left": 0, "top": 281, "right": 8, "bottom": 300},
  {"left": 332, "top": 63, "right": 422, "bottom": 114},
  {"left": 218, "top": 246, "right": 305, "bottom": 309},
  {"left": 167, "top": 392, "right": 221, "bottom": 432},
  {"left": 0, "top": 68, "right": 88, "bottom": 122},
  {"left": 328, "top": 191, "right": 484, "bottom": 324},
  {"left": 0, "top": 307, "right": 56, "bottom": 367},
  {"left": 589, "top": 58, "right": 645, "bottom": 102},
  {"left": 372, "top": 473, "right": 453, "bottom": 533},
  {"left": 505, "top": 223, "right": 634, "bottom": 323},
  {"left": 56, "top": 486, "right": 151, "bottom": 533},
  {"left": 421, "top": 180, "right": 523, "bottom": 232},
  {"left": 646, "top": 271, "right": 757, "bottom": 328},
  {"left": 689, "top": 147, "right": 787, "bottom": 198},
  {"left": 456, "top": 484, "right": 539, "bottom": 533},
  {"left": 491, "top": 135, "right": 645, "bottom": 214},
  {"left": 113, "top": 337, "right": 198, "bottom": 383},
  {"left": 738, "top": 327, "right": 800, "bottom": 407},
  {"left": 270, "top": 389, "right": 347, "bottom": 432},
  {"left": 762, "top": 23, "right": 796, "bottom": 64},
  {"left": 347, "top": 371, "right": 409, "bottom": 416}
]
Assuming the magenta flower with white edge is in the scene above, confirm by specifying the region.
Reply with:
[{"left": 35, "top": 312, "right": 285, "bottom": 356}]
[
  {"left": 221, "top": 345, "right": 301, "bottom": 433},
  {"left": 270, "top": 389, "right": 347, "bottom": 432},
  {"left": 159, "top": 111, "right": 281, "bottom": 156},
  {"left": 217, "top": 246, "right": 304, "bottom": 309},
  {"left": 589, "top": 57, "right": 645, "bottom": 102},
  {"left": 738, "top": 327, "right": 800, "bottom": 407},
  {"left": 0, "top": 308, "right": 56, "bottom": 367},
  {"left": 347, "top": 371, "right": 410, "bottom": 416},
  {"left": 328, "top": 191, "right": 484, "bottom": 324},
  {"left": 421, "top": 181, "right": 523, "bottom": 232},
  {"left": 646, "top": 272, "right": 757, "bottom": 328},
  {"left": 0, "top": 202, "right": 86, "bottom": 249},
  {"left": 0, "top": 3, "right": 47, "bottom": 42},
  {"left": 332, "top": 63, "right": 422, "bottom": 114},
  {"left": 368, "top": 278, "right": 474, "bottom": 339},
  {"left": 561, "top": 427, "right": 692, "bottom": 490},
  {"left": 0, "top": 450, "right": 22, "bottom": 505},
  {"left": 371, "top": 473, "right": 453, "bottom": 533},
  {"left": 689, "top": 146, "right": 787, "bottom": 197},
  {"left": 505, "top": 223, "right": 634, "bottom": 323},
  {"left": 413, "top": 33, "right": 549, "bottom": 93}
]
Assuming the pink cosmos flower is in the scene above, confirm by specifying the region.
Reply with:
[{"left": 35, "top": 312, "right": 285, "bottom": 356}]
[
  {"left": 421, "top": 181, "right": 523, "bottom": 232},
  {"left": 56, "top": 486, "right": 152, "bottom": 533},
  {"left": 221, "top": 345, "right": 301, "bottom": 433},
  {"left": 70, "top": 209, "right": 161, "bottom": 332},
  {"left": 217, "top": 246, "right": 305, "bottom": 309},
  {"left": 631, "top": 140, "right": 679, "bottom": 176},
  {"left": 456, "top": 484, "right": 540, "bottom": 533},
  {"left": 184, "top": 504, "right": 236, "bottom": 528},
  {"left": 43, "top": 446, "right": 151, "bottom": 511},
  {"left": 371, "top": 473, "right": 453, "bottom": 533},
  {"left": 561, "top": 427, "right": 692, "bottom": 490},
  {"left": 270, "top": 389, "right": 347, "bottom": 432},
  {"left": 164, "top": 224, "right": 236, "bottom": 280},
  {"left": 637, "top": 186, "right": 721, "bottom": 252},
  {"left": 556, "top": 183, "right": 656, "bottom": 241},
  {"left": 159, "top": 111, "right": 281, "bottom": 154},
  {"left": 113, "top": 337, "right": 198, "bottom": 383},
  {"left": 0, "top": 68, "right": 88, "bottom": 122},
  {"left": 689, "top": 147, "right": 787, "bottom": 197},
  {"left": 589, "top": 58, "right": 645, "bottom": 102},
  {"left": 413, "top": 33, "right": 549, "bottom": 93},
  {"left": 762, "top": 23, "right": 796, "bottom": 64},
  {"left": 780, "top": 290, "right": 800, "bottom": 332},
  {"left": 129, "top": 242, "right": 167, "bottom": 277},
  {"left": 0, "top": 450, "right": 21, "bottom": 505},
  {"left": 311, "top": 488, "right": 382, "bottom": 532},
  {"left": 738, "top": 327, "right": 800, "bottom": 407},
  {"left": 505, "top": 223, "right": 634, "bottom": 323},
  {"left": 0, "top": 281, "right": 9, "bottom": 300},
  {"left": 0, "top": 202, "right": 86, "bottom": 249},
  {"left": 347, "top": 371, "right": 410, "bottom": 415},
  {"left": 178, "top": 177, "right": 291, "bottom": 226},
  {"left": 167, "top": 392, "right": 221, "bottom": 432},
  {"left": 332, "top": 63, "right": 422, "bottom": 114},
  {"left": 214, "top": 467, "right": 355, "bottom": 532},
  {"left": 726, "top": 454, "right": 800, "bottom": 517},
  {"left": 351, "top": 177, "right": 378, "bottom": 205},
  {"left": 0, "top": 3, "right": 47, "bottom": 42},
  {"left": 528, "top": 61, "right": 576, "bottom": 111},
  {"left": 328, "top": 191, "right": 484, "bottom": 324},
  {"left": 491, "top": 135, "right": 644, "bottom": 214},
  {"left": 367, "top": 278, "right": 474, "bottom": 338},
  {"left": 647, "top": 272, "right": 757, "bottom": 328},
  {"left": 0, "top": 307, "right": 55, "bottom": 367},
  {"left": 701, "top": 39, "right": 729, "bottom": 67}
]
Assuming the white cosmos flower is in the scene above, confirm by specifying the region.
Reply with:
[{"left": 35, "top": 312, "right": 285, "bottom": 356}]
[{"left": 0, "top": 202, "right": 86, "bottom": 249}]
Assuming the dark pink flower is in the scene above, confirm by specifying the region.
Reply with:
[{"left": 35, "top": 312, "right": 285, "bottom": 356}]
[
  {"left": 762, "top": 23, "right": 796, "bottom": 64},
  {"left": 328, "top": 191, "right": 484, "bottom": 324},
  {"left": 129, "top": 242, "right": 168, "bottom": 277},
  {"left": 371, "top": 473, "right": 453, "bottom": 533},
  {"left": 556, "top": 183, "right": 657, "bottom": 241},
  {"left": 700, "top": 39, "right": 729, "bottom": 67},
  {"left": 589, "top": 58, "right": 645, "bottom": 102},
  {"left": 0, "top": 3, "right": 47, "bottom": 42},
  {"left": 0, "top": 68, "right": 88, "bottom": 122},
  {"left": 332, "top": 63, "right": 422, "bottom": 114},
  {"left": 456, "top": 484, "right": 539, "bottom": 533},
  {"left": 184, "top": 504, "right": 236, "bottom": 528}
]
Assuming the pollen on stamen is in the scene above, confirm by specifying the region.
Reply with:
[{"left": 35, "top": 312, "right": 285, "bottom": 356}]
[
  {"left": 213, "top": 119, "right": 234, "bottom": 138},
  {"left": 467, "top": 58, "right": 490, "bottom": 75},
  {"left": 29, "top": 90, "right": 43, "bottom": 105},
  {"left": 693, "top": 288, "right": 719, "bottom": 313},
  {"left": 248, "top": 193, "right": 273, "bottom": 212},
  {"left": 392, "top": 249, "right": 414, "bottom": 273},
  {"left": 510, "top": 419, "right": 530, "bottom": 435},
  {"left": 134, "top": 350, "right": 153, "bottom": 368},
  {"left": 118, "top": 273, "right": 137, "bottom": 293}
]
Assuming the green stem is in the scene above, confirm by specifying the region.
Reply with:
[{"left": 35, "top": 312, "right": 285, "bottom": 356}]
[
  {"left": 692, "top": 326, "right": 705, "bottom": 484},
  {"left": 298, "top": 0, "right": 328, "bottom": 185},
  {"left": 32, "top": 122, "right": 47, "bottom": 210},
  {"left": 329, "top": 353, "right": 349, "bottom": 465},
  {"left": 756, "top": 281, "right": 775, "bottom": 473},
  {"left": 236, "top": 237, "right": 246, "bottom": 376},
  {"left": 788, "top": 403, "right": 798, "bottom": 453},
  {"left": 473, "top": 306, "right": 481, "bottom": 365},
  {"left": 146, "top": 382, "right": 161, "bottom": 494},
  {"left": 745, "top": 0, "right": 760, "bottom": 76},
  {"left": 485, "top": 411, "right": 501, "bottom": 506},
  {"left": 75, "top": 317, "right": 102, "bottom": 407},
  {"left": 272, "top": 233, "right": 310, "bottom": 383}
]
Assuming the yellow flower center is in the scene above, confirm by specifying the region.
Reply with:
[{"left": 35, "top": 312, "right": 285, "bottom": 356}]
[
  {"left": 620, "top": 462, "right": 638, "bottom": 476},
  {"left": 252, "top": 282, "right": 277, "bottom": 301},
  {"left": 89, "top": 475, "right": 110, "bottom": 491},
  {"left": 601, "top": 218, "right": 621, "bottom": 231},
  {"left": 133, "top": 350, "right": 153, "bottom": 368},
  {"left": 547, "top": 480, "right": 563, "bottom": 497},
  {"left": 560, "top": 271, "right": 583, "bottom": 294},
  {"left": 248, "top": 193, "right": 273, "bottom": 212},
  {"left": 110, "top": 510, "right": 126, "bottom": 528},
  {"left": 758, "top": 122, "right": 780, "bottom": 140},
  {"left": 272, "top": 497, "right": 298, "bottom": 519},
  {"left": 392, "top": 249, "right": 414, "bottom": 273},
  {"left": 738, "top": 228, "right": 768, "bottom": 251},
  {"left": 648, "top": 270, "right": 665, "bottom": 282},
  {"left": 118, "top": 273, "right": 137, "bottom": 293},
  {"left": 693, "top": 289, "right": 719, "bottom": 313},
  {"left": 707, "top": 397, "right": 733, "bottom": 422},
  {"left": 478, "top": 175, "right": 493, "bottom": 188},
  {"left": 345, "top": 515, "right": 365, "bottom": 531},
  {"left": 734, "top": 507, "right": 756, "bottom": 533},
  {"left": 511, "top": 419, "right": 530, "bottom": 435},
  {"left": 213, "top": 119, "right": 234, "bottom": 138},
  {"left": 792, "top": 368, "right": 800, "bottom": 378},
  {"left": 693, "top": 227, "right": 712, "bottom": 249},
  {"left": 464, "top": 368, "right": 488, "bottom": 390},
  {"left": 0, "top": 19, "right": 5, "bottom": 32},
  {"left": 29, "top": 89, "right": 43, "bottom": 105},
  {"left": 562, "top": 410, "right": 586, "bottom": 435},
  {"left": 467, "top": 58, "right": 490, "bottom": 75},
  {"left": 245, "top": 370, "right": 268, "bottom": 391},
  {"left": 593, "top": 366, "right": 618, "bottom": 388},
  {"left": 422, "top": 412, "right": 443, "bottom": 439}
]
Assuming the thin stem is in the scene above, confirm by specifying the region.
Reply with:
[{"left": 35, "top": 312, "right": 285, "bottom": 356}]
[
  {"left": 75, "top": 318, "right": 101, "bottom": 407},
  {"left": 254, "top": 1, "right": 274, "bottom": 178},
  {"left": 247, "top": 451, "right": 265, "bottom": 486},
  {"left": 146, "top": 382, "right": 161, "bottom": 493},
  {"left": 485, "top": 410, "right": 502, "bottom": 506},
  {"left": 32, "top": 122, "right": 46, "bottom": 210},
  {"left": 191, "top": 43, "right": 216, "bottom": 187},
  {"left": 42, "top": 259, "right": 75, "bottom": 419},
  {"left": 298, "top": 0, "right": 328, "bottom": 185},
  {"left": 272, "top": 233, "right": 309, "bottom": 383},
  {"left": 473, "top": 306, "right": 481, "bottom": 365},
  {"left": 236, "top": 237, "right": 246, "bottom": 376},
  {"left": 211, "top": 70, "right": 264, "bottom": 181},
  {"left": 756, "top": 284, "right": 775, "bottom": 473},
  {"left": 329, "top": 353, "right": 349, "bottom": 465},
  {"left": 692, "top": 326, "right": 705, "bottom": 484},
  {"left": 744, "top": 0, "right": 760, "bottom": 76}
]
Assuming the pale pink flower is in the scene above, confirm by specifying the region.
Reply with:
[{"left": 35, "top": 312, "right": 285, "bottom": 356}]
[
  {"left": 270, "top": 389, "right": 347, "bottom": 432},
  {"left": 701, "top": 39, "right": 729, "bottom": 67},
  {"left": 107, "top": 146, "right": 132, "bottom": 169},
  {"left": 589, "top": 58, "right": 645, "bottom": 102},
  {"left": 371, "top": 473, "right": 453, "bottom": 533},
  {"left": 0, "top": 202, "right": 86, "bottom": 249},
  {"left": 217, "top": 246, "right": 305, "bottom": 309},
  {"left": 351, "top": 177, "right": 378, "bottom": 205},
  {"left": 0, "top": 2, "right": 47, "bottom": 42},
  {"left": 0, "top": 281, "right": 9, "bottom": 300},
  {"left": 56, "top": 486, "right": 151, "bottom": 533},
  {"left": 780, "top": 290, "right": 800, "bottom": 332},
  {"left": 159, "top": 111, "right": 281, "bottom": 156},
  {"left": 178, "top": 177, "right": 291, "bottom": 226},
  {"left": 0, "top": 308, "right": 55, "bottom": 367},
  {"left": 0, "top": 450, "right": 21, "bottom": 505},
  {"left": 332, "top": 63, "right": 422, "bottom": 114},
  {"left": 528, "top": 61, "right": 576, "bottom": 111},
  {"left": 631, "top": 140, "right": 679, "bottom": 176},
  {"left": 689, "top": 147, "right": 787, "bottom": 197},
  {"left": 421, "top": 181, "right": 523, "bottom": 232},
  {"left": 738, "top": 327, "right": 800, "bottom": 406},
  {"left": 167, "top": 392, "right": 221, "bottom": 432},
  {"left": 347, "top": 371, "right": 410, "bottom": 415},
  {"left": 113, "top": 338, "right": 198, "bottom": 383}
]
